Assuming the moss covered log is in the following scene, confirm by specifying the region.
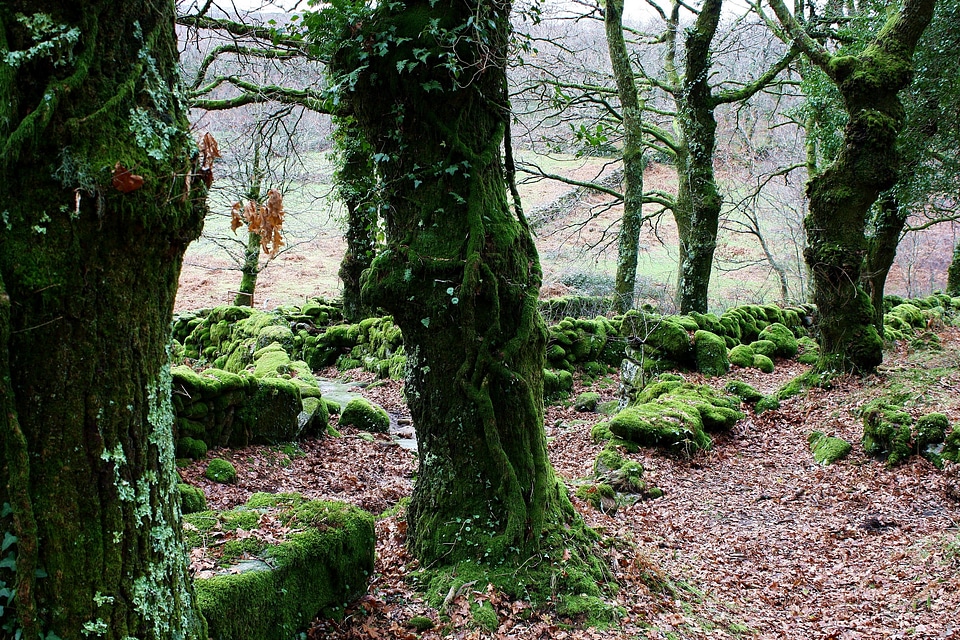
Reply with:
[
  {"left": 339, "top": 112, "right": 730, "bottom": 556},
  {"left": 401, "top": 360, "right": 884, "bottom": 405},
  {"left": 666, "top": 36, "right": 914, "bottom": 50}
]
[{"left": 0, "top": 1, "right": 206, "bottom": 637}]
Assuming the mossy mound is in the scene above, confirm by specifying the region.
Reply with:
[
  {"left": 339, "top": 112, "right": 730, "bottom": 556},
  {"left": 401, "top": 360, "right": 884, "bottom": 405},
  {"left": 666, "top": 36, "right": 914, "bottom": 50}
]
[
  {"left": 861, "top": 401, "right": 948, "bottom": 466},
  {"left": 808, "top": 431, "right": 851, "bottom": 465},
  {"left": 179, "top": 483, "right": 208, "bottom": 514},
  {"left": 757, "top": 323, "right": 798, "bottom": 358},
  {"left": 754, "top": 396, "right": 780, "bottom": 414},
  {"left": 728, "top": 344, "right": 755, "bottom": 368},
  {"left": 607, "top": 381, "right": 743, "bottom": 455},
  {"left": 693, "top": 330, "right": 729, "bottom": 377},
  {"left": 749, "top": 339, "right": 778, "bottom": 359},
  {"left": 338, "top": 398, "right": 390, "bottom": 433},
  {"left": 574, "top": 392, "right": 601, "bottom": 412},
  {"left": 943, "top": 425, "right": 960, "bottom": 463},
  {"left": 205, "top": 458, "right": 238, "bottom": 483},
  {"left": 586, "top": 446, "right": 662, "bottom": 506},
  {"left": 620, "top": 311, "right": 693, "bottom": 368},
  {"left": 753, "top": 354, "right": 775, "bottom": 374},
  {"left": 724, "top": 380, "right": 763, "bottom": 404},
  {"left": 796, "top": 336, "right": 820, "bottom": 365},
  {"left": 190, "top": 493, "right": 375, "bottom": 640},
  {"left": 544, "top": 368, "right": 574, "bottom": 402}
]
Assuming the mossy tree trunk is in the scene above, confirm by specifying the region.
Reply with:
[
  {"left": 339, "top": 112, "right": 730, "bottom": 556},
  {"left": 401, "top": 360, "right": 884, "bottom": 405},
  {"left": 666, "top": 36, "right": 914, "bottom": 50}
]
[
  {"left": 234, "top": 146, "right": 264, "bottom": 307},
  {"left": 863, "top": 193, "right": 907, "bottom": 332},
  {"left": 0, "top": 2, "right": 206, "bottom": 638},
  {"left": 768, "top": 0, "right": 936, "bottom": 373},
  {"left": 605, "top": 0, "right": 645, "bottom": 314},
  {"left": 947, "top": 242, "right": 960, "bottom": 296},
  {"left": 330, "top": 0, "right": 575, "bottom": 565},
  {"left": 335, "top": 117, "right": 378, "bottom": 322}
]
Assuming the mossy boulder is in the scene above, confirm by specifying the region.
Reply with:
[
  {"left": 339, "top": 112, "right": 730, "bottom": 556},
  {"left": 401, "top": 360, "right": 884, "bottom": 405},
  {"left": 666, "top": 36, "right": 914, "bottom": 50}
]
[
  {"left": 192, "top": 493, "right": 375, "bottom": 640},
  {"left": 339, "top": 398, "right": 390, "bottom": 433},
  {"left": 177, "top": 436, "right": 209, "bottom": 460},
  {"left": 943, "top": 425, "right": 960, "bottom": 463},
  {"left": 749, "top": 339, "right": 778, "bottom": 359},
  {"left": 728, "top": 344, "right": 755, "bottom": 368},
  {"left": 914, "top": 413, "right": 949, "bottom": 451},
  {"left": 205, "top": 458, "right": 238, "bottom": 484},
  {"left": 754, "top": 396, "right": 780, "bottom": 414},
  {"left": 862, "top": 401, "right": 914, "bottom": 466},
  {"left": 179, "top": 483, "right": 208, "bottom": 514},
  {"left": 758, "top": 323, "right": 798, "bottom": 358},
  {"left": 543, "top": 368, "right": 574, "bottom": 402},
  {"left": 724, "top": 380, "right": 763, "bottom": 404},
  {"left": 753, "top": 354, "right": 775, "bottom": 373},
  {"left": 235, "top": 378, "right": 304, "bottom": 444},
  {"left": 796, "top": 336, "right": 820, "bottom": 365},
  {"left": 574, "top": 392, "right": 601, "bottom": 412},
  {"left": 693, "top": 330, "right": 729, "bottom": 377},
  {"left": 808, "top": 431, "right": 851, "bottom": 465}
]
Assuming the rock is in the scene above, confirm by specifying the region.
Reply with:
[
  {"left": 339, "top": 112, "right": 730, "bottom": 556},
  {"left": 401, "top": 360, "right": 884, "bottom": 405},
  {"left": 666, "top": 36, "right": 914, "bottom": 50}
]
[{"left": 339, "top": 398, "right": 390, "bottom": 433}]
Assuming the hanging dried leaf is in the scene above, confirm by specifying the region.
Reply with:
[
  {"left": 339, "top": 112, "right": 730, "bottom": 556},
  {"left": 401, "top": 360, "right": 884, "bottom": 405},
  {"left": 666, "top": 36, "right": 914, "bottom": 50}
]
[
  {"left": 198, "top": 132, "right": 221, "bottom": 187},
  {"left": 112, "top": 162, "right": 144, "bottom": 193},
  {"left": 230, "top": 202, "right": 244, "bottom": 234},
  {"left": 230, "top": 189, "right": 285, "bottom": 257}
]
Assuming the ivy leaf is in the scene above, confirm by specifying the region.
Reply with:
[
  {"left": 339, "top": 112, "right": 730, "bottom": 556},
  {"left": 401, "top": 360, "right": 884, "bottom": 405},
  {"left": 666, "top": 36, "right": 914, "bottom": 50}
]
[
  {"left": 421, "top": 80, "right": 442, "bottom": 92},
  {"left": 1, "top": 533, "right": 16, "bottom": 553}
]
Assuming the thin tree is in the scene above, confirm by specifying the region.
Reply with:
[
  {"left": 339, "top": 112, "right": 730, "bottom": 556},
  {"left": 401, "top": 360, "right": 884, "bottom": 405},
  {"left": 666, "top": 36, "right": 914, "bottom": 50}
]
[{"left": 0, "top": 2, "right": 206, "bottom": 637}]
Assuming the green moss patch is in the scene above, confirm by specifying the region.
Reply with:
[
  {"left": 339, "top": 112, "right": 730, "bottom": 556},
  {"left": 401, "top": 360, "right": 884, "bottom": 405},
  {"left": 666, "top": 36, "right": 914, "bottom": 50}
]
[
  {"left": 205, "top": 458, "right": 238, "bottom": 483},
  {"left": 339, "top": 398, "right": 390, "bottom": 433},
  {"left": 190, "top": 493, "right": 375, "bottom": 640},
  {"left": 861, "top": 400, "right": 949, "bottom": 466},
  {"left": 808, "top": 431, "right": 851, "bottom": 465}
]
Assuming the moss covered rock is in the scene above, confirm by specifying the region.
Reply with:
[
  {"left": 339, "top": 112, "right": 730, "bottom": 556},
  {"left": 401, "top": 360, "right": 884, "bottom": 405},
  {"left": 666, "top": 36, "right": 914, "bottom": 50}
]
[
  {"left": 808, "top": 431, "right": 851, "bottom": 465},
  {"left": 728, "top": 344, "right": 755, "bottom": 368},
  {"left": 179, "top": 484, "right": 208, "bottom": 514},
  {"left": 862, "top": 401, "right": 914, "bottom": 466},
  {"left": 205, "top": 458, "right": 238, "bottom": 484},
  {"left": 724, "top": 380, "right": 763, "bottom": 404},
  {"left": 339, "top": 398, "right": 390, "bottom": 433},
  {"left": 754, "top": 396, "right": 780, "bottom": 414},
  {"left": 943, "top": 425, "right": 960, "bottom": 463},
  {"left": 693, "top": 330, "right": 729, "bottom": 377},
  {"left": 753, "top": 354, "right": 775, "bottom": 373},
  {"left": 192, "top": 493, "right": 375, "bottom": 640},
  {"left": 574, "top": 392, "right": 601, "bottom": 412},
  {"left": 758, "top": 323, "right": 798, "bottom": 358},
  {"left": 749, "top": 339, "right": 778, "bottom": 359},
  {"left": 177, "top": 436, "right": 209, "bottom": 460}
]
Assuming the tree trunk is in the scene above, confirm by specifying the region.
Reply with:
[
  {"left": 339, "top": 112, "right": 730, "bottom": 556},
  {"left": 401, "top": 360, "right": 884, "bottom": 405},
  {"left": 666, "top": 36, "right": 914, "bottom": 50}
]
[
  {"left": 674, "top": 0, "right": 723, "bottom": 314},
  {"left": 0, "top": 3, "right": 206, "bottom": 637},
  {"left": 791, "top": 0, "right": 937, "bottom": 373},
  {"left": 605, "top": 0, "right": 644, "bottom": 314},
  {"left": 863, "top": 193, "right": 907, "bottom": 332},
  {"left": 234, "top": 231, "right": 262, "bottom": 306},
  {"left": 335, "top": 117, "right": 378, "bottom": 323},
  {"left": 947, "top": 242, "right": 960, "bottom": 296},
  {"left": 332, "top": 0, "right": 575, "bottom": 566}
]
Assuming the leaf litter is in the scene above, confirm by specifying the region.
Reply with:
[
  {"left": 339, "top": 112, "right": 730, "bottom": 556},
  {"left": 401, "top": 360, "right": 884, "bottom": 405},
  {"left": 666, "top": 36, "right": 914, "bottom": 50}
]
[{"left": 179, "top": 329, "right": 960, "bottom": 639}]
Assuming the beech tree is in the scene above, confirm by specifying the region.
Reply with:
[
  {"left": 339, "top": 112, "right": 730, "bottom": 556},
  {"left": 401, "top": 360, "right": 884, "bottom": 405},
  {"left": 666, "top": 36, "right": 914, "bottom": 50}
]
[
  {"left": 0, "top": 2, "right": 206, "bottom": 637},
  {"left": 766, "top": 0, "right": 937, "bottom": 373}
]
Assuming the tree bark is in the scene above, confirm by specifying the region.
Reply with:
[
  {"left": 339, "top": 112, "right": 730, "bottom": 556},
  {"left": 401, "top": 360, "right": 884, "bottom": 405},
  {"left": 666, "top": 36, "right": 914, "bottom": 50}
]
[
  {"left": 604, "top": 0, "right": 645, "bottom": 314},
  {"left": 769, "top": 0, "right": 937, "bottom": 373},
  {"left": 947, "top": 242, "right": 960, "bottom": 296},
  {"left": 335, "top": 117, "right": 378, "bottom": 323},
  {"left": 863, "top": 193, "right": 907, "bottom": 332},
  {"left": 0, "top": 3, "right": 206, "bottom": 637},
  {"left": 331, "top": 0, "right": 575, "bottom": 565},
  {"left": 674, "top": 0, "right": 724, "bottom": 315}
]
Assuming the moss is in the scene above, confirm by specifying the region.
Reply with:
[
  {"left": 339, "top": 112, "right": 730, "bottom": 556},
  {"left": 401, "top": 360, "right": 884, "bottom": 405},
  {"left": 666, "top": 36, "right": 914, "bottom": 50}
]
[
  {"left": 575, "top": 482, "right": 617, "bottom": 512},
  {"left": 754, "top": 396, "right": 780, "bottom": 414},
  {"left": 593, "top": 448, "right": 624, "bottom": 475},
  {"left": 179, "top": 484, "right": 207, "bottom": 514},
  {"left": 590, "top": 422, "right": 613, "bottom": 443},
  {"left": 796, "top": 336, "right": 820, "bottom": 365},
  {"left": 758, "top": 323, "right": 798, "bottom": 358},
  {"left": 608, "top": 402, "right": 712, "bottom": 454},
  {"left": 808, "top": 431, "right": 851, "bottom": 465},
  {"left": 753, "top": 354, "right": 775, "bottom": 373},
  {"left": 728, "top": 344, "right": 755, "bottom": 368},
  {"left": 943, "top": 425, "right": 960, "bottom": 463},
  {"left": 914, "top": 413, "right": 949, "bottom": 450},
  {"left": 205, "top": 458, "right": 238, "bottom": 483},
  {"left": 177, "top": 436, "right": 208, "bottom": 460},
  {"left": 693, "top": 330, "right": 729, "bottom": 377},
  {"left": 408, "top": 616, "right": 435, "bottom": 632},
  {"left": 470, "top": 599, "right": 498, "bottom": 631},
  {"left": 861, "top": 401, "right": 914, "bottom": 466},
  {"left": 724, "top": 380, "right": 763, "bottom": 403},
  {"left": 749, "top": 339, "right": 777, "bottom": 358},
  {"left": 193, "top": 496, "right": 375, "bottom": 640},
  {"left": 574, "top": 392, "right": 601, "bottom": 412},
  {"left": 339, "top": 398, "right": 390, "bottom": 433}
]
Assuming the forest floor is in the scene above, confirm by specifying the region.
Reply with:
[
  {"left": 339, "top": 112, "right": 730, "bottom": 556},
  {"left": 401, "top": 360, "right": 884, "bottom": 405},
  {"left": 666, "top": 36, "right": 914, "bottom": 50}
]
[{"left": 179, "top": 329, "right": 960, "bottom": 640}]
